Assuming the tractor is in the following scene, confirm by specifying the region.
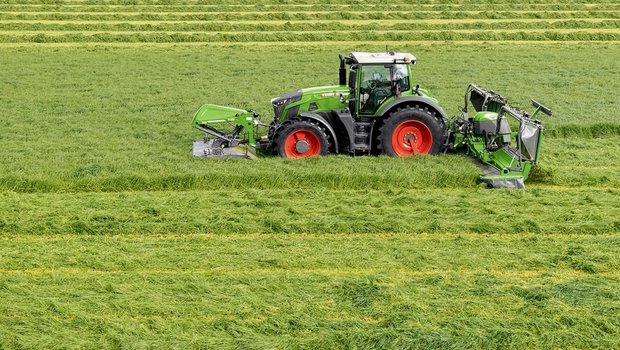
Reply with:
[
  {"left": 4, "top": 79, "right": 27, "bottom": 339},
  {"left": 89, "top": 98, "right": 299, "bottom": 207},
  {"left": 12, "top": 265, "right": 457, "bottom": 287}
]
[{"left": 191, "top": 52, "right": 552, "bottom": 188}]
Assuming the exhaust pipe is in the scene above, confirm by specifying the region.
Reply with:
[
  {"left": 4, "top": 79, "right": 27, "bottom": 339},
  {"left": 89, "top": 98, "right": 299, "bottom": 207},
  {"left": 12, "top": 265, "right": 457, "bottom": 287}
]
[{"left": 338, "top": 54, "right": 346, "bottom": 86}]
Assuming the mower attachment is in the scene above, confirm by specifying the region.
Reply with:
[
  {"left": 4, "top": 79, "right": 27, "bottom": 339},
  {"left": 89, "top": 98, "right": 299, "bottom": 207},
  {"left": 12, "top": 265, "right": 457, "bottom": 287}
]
[
  {"left": 456, "top": 84, "right": 552, "bottom": 189},
  {"left": 192, "top": 137, "right": 257, "bottom": 159},
  {"left": 191, "top": 104, "right": 262, "bottom": 160}
]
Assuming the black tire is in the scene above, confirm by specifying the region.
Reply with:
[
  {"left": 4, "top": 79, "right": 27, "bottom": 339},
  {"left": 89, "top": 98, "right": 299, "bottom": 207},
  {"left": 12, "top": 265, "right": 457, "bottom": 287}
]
[
  {"left": 378, "top": 106, "right": 444, "bottom": 156},
  {"left": 274, "top": 120, "right": 329, "bottom": 158}
]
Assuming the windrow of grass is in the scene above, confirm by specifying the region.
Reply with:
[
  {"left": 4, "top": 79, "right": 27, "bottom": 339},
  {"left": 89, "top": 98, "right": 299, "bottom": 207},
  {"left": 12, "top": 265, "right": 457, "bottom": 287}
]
[
  {"left": 3, "top": 0, "right": 620, "bottom": 5},
  {"left": 0, "top": 156, "right": 483, "bottom": 193},
  {"left": 3, "top": 30, "right": 619, "bottom": 43},
  {"left": 1, "top": 187, "right": 619, "bottom": 235},
  {"left": 2, "top": 3, "right": 620, "bottom": 12},
  {"left": 1, "top": 3, "right": 619, "bottom": 11},
  {"left": 1, "top": 232, "right": 619, "bottom": 349},
  {"left": 0, "top": 134, "right": 619, "bottom": 193},
  {"left": 2, "top": 10, "right": 619, "bottom": 22},
  {"left": 1, "top": 19, "right": 618, "bottom": 32}
]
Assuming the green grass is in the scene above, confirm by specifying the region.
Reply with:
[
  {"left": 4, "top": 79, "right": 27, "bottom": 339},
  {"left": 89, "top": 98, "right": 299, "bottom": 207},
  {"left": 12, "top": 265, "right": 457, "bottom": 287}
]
[
  {"left": 0, "top": 1, "right": 617, "bottom": 43},
  {"left": 1, "top": 1, "right": 620, "bottom": 348},
  {"left": 1, "top": 4, "right": 619, "bottom": 12},
  {"left": 2, "top": 19, "right": 618, "bottom": 32},
  {"left": 2, "top": 30, "right": 619, "bottom": 43},
  {"left": 1, "top": 233, "right": 619, "bottom": 349},
  {"left": 2, "top": 11, "right": 620, "bottom": 22},
  {"left": 1, "top": 187, "right": 619, "bottom": 235}
]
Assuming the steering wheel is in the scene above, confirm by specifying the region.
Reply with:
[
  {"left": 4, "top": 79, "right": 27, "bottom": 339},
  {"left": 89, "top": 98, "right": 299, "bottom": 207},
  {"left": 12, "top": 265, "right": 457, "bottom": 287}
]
[{"left": 367, "top": 80, "right": 377, "bottom": 90}]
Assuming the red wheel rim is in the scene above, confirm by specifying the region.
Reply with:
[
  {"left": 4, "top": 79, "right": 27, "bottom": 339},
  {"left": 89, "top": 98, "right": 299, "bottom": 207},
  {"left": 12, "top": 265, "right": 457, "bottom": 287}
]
[
  {"left": 391, "top": 120, "right": 433, "bottom": 156},
  {"left": 283, "top": 129, "right": 321, "bottom": 158}
]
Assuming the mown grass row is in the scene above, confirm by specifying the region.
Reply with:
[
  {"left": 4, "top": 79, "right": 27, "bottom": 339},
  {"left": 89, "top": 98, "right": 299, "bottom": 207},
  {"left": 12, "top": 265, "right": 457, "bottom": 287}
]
[
  {"left": 1, "top": 233, "right": 618, "bottom": 349},
  {"left": 1, "top": 19, "right": 618, "bottom": 32},
  {"left": 0, "top": 133, "right": 619, "bottom": 193},
  {"left": 2, "top": 10, "right": 619, "bottom": 21},
  {"left": 2, "top": 3, "right": 620, "bottom": 12},
  {"left": 2, "top": 30, "right": 619, "bottom": 43},
  {"left": 0, "top": 156, "right": 483, "bottom": 193},
  {"left": 1, "top": 186, "right": 619, "bottom": 235},
  {"left": 4, "top": 0, "right": 620, "bottom": 5}
]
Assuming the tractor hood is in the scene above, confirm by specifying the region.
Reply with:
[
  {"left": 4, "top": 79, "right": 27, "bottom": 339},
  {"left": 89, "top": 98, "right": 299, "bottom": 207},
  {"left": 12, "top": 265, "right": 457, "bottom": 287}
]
[
  {"left": 272, "top": 85, "right": 349, "bottom": 121},
  {"left": 301, "top": 85, "right": 349, "bottom": 95},
  {"left": 300, "top": 85, "right": 350, "bottom": 104}
]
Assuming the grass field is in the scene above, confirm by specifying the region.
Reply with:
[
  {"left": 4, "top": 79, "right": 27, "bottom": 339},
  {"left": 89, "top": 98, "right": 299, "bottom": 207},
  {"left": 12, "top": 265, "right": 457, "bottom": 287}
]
[{"left": 1, "top": 1, "right": 619, "bottom": 349}]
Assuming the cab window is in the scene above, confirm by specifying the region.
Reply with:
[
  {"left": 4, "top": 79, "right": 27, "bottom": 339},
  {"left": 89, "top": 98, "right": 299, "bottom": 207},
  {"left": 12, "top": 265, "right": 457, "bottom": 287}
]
[{"left": 359, "top": 64, "right": 410, "bottom": 114}]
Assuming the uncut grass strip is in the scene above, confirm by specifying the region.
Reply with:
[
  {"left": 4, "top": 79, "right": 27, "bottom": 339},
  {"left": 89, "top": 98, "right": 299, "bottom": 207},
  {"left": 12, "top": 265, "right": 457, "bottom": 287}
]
[{"left": 546, "top": 122, "right": 620, "bottom": 138}]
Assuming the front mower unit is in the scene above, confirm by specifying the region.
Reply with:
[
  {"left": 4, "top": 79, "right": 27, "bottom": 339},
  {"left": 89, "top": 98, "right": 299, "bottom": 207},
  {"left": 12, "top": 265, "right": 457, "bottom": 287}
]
[
  {"left": 191, "top": 104, "right": 260, "bottom": 159},
  {"left": 190, "top": 52, "right": 552, "bottom": 189}
]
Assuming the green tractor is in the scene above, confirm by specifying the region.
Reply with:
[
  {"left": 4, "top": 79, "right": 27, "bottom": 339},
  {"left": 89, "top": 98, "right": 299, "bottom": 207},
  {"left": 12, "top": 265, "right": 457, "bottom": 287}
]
[{"left": 191, "top": 52, "right": 552, "bottom": 188}]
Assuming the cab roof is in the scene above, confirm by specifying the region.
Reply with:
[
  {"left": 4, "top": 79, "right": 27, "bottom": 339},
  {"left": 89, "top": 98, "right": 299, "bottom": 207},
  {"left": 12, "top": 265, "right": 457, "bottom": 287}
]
[{"left": 349, "top": 52, "right": 416, "bottom": 64}]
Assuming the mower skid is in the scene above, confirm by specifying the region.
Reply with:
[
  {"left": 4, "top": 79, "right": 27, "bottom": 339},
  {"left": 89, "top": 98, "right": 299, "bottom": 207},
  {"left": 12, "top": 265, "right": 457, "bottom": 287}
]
[
  {"left": 192, "top": 138, "right": 257, "bottom": 160},
  {"left": 480, "top": 175, "right": 525, "bottom": 189}
]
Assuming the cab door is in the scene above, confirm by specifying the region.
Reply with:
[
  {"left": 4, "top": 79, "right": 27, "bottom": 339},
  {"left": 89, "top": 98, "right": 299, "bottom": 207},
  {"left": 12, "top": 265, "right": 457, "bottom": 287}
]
[
  {"left": 358, "top": 64, "right": 411, "bottom": 116},
  {"left": 358, "top": 64, "right": 392, "bottom": 116}
]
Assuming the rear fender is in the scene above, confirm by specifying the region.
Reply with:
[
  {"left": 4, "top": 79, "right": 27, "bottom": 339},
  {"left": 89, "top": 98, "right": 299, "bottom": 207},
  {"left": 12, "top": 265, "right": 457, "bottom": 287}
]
[{"left": 377, "top": 96, "right": 449, "bottom": 123}]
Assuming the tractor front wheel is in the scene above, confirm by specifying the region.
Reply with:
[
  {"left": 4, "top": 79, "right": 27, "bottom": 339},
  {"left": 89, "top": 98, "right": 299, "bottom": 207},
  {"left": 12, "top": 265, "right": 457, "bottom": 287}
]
[
  {"left": 275, "top": 120, "right": 329, "bottom": 158},
  {"left": 379, "top": 106, "right": 444, "bottom": 156}
]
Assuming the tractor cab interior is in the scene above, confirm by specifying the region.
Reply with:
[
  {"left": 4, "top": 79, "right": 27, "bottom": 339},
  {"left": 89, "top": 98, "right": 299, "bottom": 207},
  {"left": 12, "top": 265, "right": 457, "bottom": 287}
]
[{"left": 359, "top": 64, "right": 410, "bottom": 115}]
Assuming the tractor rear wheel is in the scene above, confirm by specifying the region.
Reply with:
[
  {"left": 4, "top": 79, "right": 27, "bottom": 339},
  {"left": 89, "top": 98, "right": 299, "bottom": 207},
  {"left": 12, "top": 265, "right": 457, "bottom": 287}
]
[
  {"left": 379, "top": 106, "right": 444, "bottom": 156},
  {"left": 275, "top": 120, "right": 329, "bottom": 158}
]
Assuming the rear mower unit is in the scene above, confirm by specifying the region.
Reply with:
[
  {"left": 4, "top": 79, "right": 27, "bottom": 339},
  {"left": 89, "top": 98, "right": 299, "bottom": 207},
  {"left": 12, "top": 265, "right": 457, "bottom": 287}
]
[{"left": 191, "top": 52, "right": 552, "bottom": 188}]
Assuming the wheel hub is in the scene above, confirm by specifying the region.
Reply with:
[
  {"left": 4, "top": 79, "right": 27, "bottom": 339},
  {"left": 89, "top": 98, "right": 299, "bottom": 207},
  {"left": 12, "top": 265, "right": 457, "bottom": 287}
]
[
  {"left": 404, "top": 133, "right": 416, "bottom": 146},
  {"left": 283, "top": 128, "right": 322, "bottom": 158},
  {"left": 295, "top": 140, "right": 310, "bottom": 153}
]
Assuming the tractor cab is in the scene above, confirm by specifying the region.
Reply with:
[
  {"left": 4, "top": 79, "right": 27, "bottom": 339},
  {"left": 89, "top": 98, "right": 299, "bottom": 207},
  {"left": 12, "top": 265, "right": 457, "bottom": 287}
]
[{"left": 341, "top": 52, "right": 417, "bottom": 117}]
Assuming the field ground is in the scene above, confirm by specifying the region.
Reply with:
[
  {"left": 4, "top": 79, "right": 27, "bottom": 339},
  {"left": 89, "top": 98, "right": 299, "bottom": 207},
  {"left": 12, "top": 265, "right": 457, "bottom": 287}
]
[
  {"left": 1, "top": 0, "right": 619, "bottom": 349},
  {"left": 1, "top": 233, "right": 619, "bottom": 348}
]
